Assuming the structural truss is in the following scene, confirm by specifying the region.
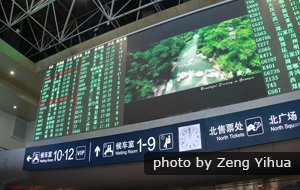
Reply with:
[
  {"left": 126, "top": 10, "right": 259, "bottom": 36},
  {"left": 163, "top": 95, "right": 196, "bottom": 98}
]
[{"left": 0, "top": 0, "right": 187, "bottom": 62}]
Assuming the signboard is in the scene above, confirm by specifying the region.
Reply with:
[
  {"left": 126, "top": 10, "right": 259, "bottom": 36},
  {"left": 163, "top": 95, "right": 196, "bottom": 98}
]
[
  {"left": 35, "top": 0, "right": 300, "bottom": 141},
  {"left": 25, "top": 120, "right": 206, "bottom": 170},
  {"left": 205, "top": 100, "right": 299, "bottom": 151},
  {"left": 24, "top": 99, "right": 300, "bottom": 171}
]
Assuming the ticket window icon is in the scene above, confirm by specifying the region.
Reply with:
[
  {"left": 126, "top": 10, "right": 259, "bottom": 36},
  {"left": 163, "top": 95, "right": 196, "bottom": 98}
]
[
  {"left": 245, "top": 117, "right": 264, "bottom": 136},
  {"left": 103, "top": 142, "right": 114, "bottom": 157}
]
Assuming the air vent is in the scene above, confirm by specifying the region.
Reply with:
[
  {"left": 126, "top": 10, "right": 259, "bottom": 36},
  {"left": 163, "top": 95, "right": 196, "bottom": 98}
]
[{"left": 11, "top": 118, "right": 27, "bottom": 141}]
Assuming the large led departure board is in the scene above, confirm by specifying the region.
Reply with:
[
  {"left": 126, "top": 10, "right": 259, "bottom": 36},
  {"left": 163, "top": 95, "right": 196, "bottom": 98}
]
[
  {"left": 35, "top": 0, "right": 300, "bottom": 140},
  {"left": 35, "top": 39, "right": 127, "bottom": 140}
]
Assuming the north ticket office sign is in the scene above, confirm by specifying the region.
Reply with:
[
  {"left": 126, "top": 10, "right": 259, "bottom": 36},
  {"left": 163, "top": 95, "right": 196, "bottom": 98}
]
[
  {"left": 34, "top": 0, "right": 300, "bottom": 141},
  {"left": 24, "top": 99, "right": 300, "bottom": 171}
]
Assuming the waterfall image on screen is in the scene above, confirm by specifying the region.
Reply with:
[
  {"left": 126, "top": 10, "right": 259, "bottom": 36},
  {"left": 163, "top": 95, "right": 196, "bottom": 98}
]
[{"left": 125, "top": 15, "right": 261, "bottom": 103}]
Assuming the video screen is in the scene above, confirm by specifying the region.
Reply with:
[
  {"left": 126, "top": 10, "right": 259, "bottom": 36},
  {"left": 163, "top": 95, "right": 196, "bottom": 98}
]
[
  {"left": 123, "top": 0, "right": 267, "bottom": 124},
  {"left": 125, "top": 15, "right": 261, "bottom": 102}
]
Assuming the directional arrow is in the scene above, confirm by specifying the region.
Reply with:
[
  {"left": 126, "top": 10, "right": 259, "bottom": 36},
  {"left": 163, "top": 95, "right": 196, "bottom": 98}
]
[
  {"left": 94, "top": 146, "right": 101, "bottom": 157},
  {"left": 26, "top": 155, "right": 32, "bottom": 162}
]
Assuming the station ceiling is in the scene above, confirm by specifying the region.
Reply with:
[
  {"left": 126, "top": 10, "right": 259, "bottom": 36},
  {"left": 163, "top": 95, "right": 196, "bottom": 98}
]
[{"left": 0, "top": 0, "right": 189, "bottom": 62}]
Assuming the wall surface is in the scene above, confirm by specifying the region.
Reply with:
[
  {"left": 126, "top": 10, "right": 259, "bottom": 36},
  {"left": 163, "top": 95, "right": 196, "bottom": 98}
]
[
  {"left": 0, "top": 110, "right": 35, "bottom": 149},
  {"left": 25, "top": 121, "right": 36, "bottom": 144}
]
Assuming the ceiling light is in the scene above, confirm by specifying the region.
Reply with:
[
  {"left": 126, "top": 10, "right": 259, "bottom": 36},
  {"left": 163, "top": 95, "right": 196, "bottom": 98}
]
[
  {"left": 10, "top": 70, "right": 15, "bottom": 75},
  {"left": 15, "top": 28, "right": 21, "bottom": 34},
  {"left": 13, "top": 105, "right": 17, "bottom": 109}
]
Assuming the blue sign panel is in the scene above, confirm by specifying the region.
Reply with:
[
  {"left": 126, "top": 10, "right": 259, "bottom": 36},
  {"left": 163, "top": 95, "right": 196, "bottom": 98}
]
[
  {"left": 24, "top": 99, "right": 300, "bottom": 171},
  {"left": 204, "top": 99, "right": 300, "bottom": 151},
  {"left": 23, "top": 120, "right": 206, "bottom": 170}
]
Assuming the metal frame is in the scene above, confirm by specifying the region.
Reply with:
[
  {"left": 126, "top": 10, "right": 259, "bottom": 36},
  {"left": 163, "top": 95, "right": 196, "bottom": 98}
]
[{"left": 0, "top": 0, "right": 184, "bottom": 60}]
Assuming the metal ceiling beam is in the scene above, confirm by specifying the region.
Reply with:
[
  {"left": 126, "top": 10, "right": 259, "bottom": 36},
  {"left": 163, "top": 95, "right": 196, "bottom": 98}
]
[
  {"left": 92, "top": 0, "right": 110, "bottom": 20},
  {"left": 60, "top": 0, "right": 75, "bottom": 40},
  {"left": 11, "top": 1, "right": 65, "bottom": 47},
  {"left": 9, "top": 0, "right": 15, "bottom": 25},
  {"left": 0, "top": 0, "right": 66, "bottom": 53},
  {"left": 51, "top": 2, "right": 60, "bottom": 39},
  {"left": 41, "top": 35, "right": 56, "bottom": 52},
  {"left": 42, "top": 21, "right": 110, "bottom": 52},
  {"left": 0, "top": 0, "right": 167, "bottom": 59},
  {"left": 152, "top": 0, "right": 161, "bottom": 12},
  {"left": 112, "top": 0, "right": 164, "bottom": 20},
  {"left": 41, "top": 4, "right": 50, "bottom": 50},
  {"left": 27, "top": 19, "right": 41, "bottom": 50},
  {"left": 136, "top": 0, "right": 142, "bottom": 20},
  {"left": 63, "top": 9, "right": 100, "bottom": 41},
  {"left": 25, "top": 0, "right": 29, "bottom": 11},
  {"left": 75, "top": 21, "right": 82, "bottom": 43},
  {"left": 109, "top": 0, "right": 115, "bottom": 19},
  {"left": 0, "top": 0, "right": 63, "bottom": 52},
  {"left": 93, "top": 13, "right": 105, "bottom": 37},
  {"left": 113, "top": 0, "right": 132, "bottom": 18},
  {"left": 0, "top": 19, "right": 40, "bottom": 52},
  {"left": 39, "top": 0, "right": 165, "bottom": 52},
  {"left": 10, "top": 0, "right": 56, "bottom": 27},
  {"left": 0, "top": 1, "right": 9, "bottom": 23}
]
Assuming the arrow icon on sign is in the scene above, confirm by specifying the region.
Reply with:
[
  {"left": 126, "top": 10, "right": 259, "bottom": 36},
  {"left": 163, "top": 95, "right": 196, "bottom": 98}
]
[
  {"left": 26, "top": 155, "right": 32, "bottom": 162},
  {"left": 95, "top": 146, "right": 101, "bottom": 157}
]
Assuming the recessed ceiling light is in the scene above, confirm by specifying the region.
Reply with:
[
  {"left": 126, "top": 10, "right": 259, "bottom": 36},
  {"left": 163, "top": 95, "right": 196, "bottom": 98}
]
[
  {"left": 10, "top": 70, "right": 15, "bottom": 75},
  {"left": 13, "top": 105, "right": 17, "bottom": 109}
]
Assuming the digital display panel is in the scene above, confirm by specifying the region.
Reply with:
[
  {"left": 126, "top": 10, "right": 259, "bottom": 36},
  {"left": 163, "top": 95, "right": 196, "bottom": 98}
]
[
  {"left": 35, "top": 39, "right": 127, "bottom": 140},
  {"left": 34, "top": 0, "right": 300, "bottom": 140}
]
